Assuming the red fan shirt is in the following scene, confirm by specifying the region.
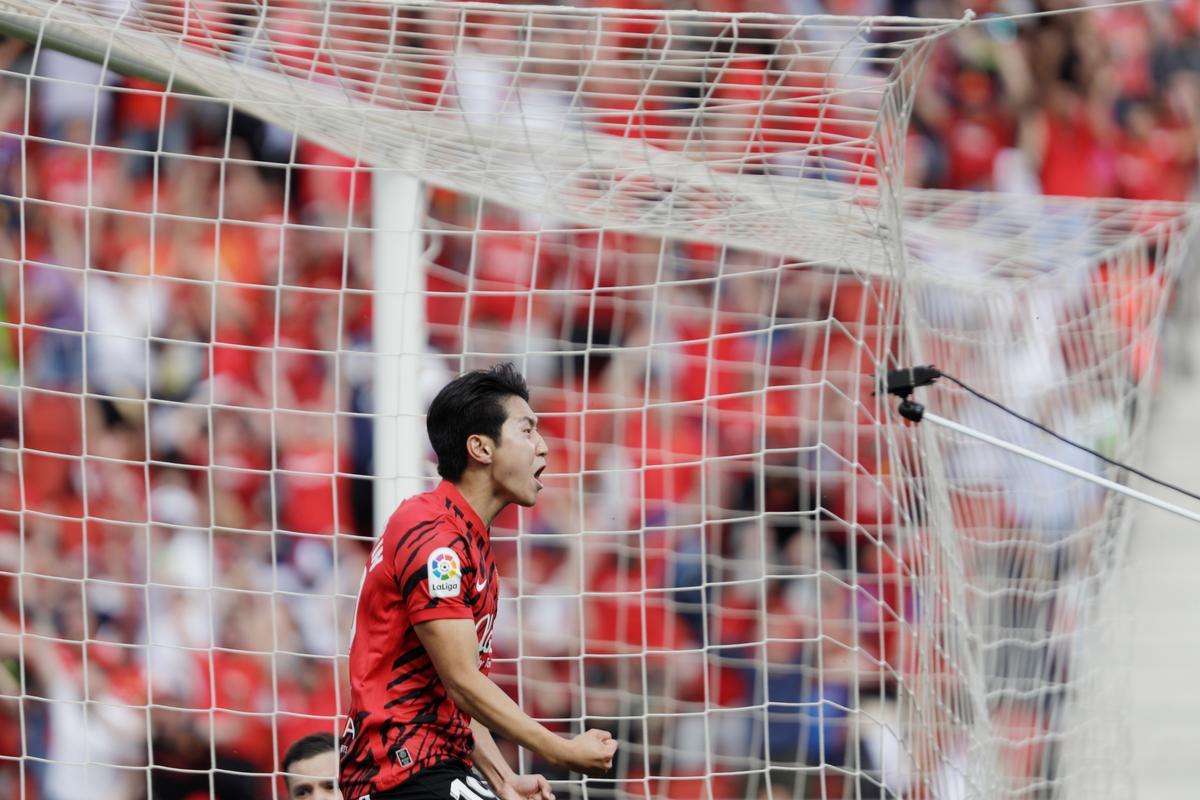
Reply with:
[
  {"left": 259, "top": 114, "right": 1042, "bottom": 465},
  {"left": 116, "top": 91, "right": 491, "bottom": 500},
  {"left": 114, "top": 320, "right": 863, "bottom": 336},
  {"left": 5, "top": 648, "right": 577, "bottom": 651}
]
[{"left": 339, "top": 481, "right": 500, "bottom": 799}]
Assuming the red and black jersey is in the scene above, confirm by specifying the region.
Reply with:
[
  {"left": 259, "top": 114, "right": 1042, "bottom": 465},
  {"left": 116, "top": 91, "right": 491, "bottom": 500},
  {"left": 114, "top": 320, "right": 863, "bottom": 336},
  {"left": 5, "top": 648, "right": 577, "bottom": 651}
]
[{"left": 339, "top": 481, "right": 500, "bottom": 800}]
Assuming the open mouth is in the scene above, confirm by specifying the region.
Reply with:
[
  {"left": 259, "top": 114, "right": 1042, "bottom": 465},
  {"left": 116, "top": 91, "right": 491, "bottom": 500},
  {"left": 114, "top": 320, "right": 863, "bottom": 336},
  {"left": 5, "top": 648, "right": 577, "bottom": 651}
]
[{"left": 534, "top": 465, "right": 546, "bottom": 490}]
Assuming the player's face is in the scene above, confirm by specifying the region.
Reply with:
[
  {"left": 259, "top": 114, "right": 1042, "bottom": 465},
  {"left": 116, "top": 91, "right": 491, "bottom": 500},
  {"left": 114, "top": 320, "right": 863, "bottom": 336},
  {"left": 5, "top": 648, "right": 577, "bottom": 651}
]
[
  {"left": 493, "top": 395, "right": 549, "bottom": 507},
  {"left": 285, "top": 750, "right": 342, "bottom": 800}
]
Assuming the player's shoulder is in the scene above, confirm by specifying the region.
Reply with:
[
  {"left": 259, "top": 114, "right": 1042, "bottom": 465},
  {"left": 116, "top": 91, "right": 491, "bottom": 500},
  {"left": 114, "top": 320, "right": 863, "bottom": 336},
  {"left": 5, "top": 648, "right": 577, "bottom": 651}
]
[
  {"left": 384, "top": 489, "right": 451, "bottom": 535},
  {"left": 382, "top": 489, "right": 468, "bottom": 558}
]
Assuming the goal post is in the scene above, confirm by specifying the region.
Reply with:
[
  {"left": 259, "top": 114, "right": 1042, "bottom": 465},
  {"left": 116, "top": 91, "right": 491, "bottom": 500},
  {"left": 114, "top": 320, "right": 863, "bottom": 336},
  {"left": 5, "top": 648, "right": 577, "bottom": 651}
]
[
  {"left": 371, "top": 168, "right": 427, "bottom": 535},
  {"left": 0, "top": 2, "right": 1195, "bottom": 800}
]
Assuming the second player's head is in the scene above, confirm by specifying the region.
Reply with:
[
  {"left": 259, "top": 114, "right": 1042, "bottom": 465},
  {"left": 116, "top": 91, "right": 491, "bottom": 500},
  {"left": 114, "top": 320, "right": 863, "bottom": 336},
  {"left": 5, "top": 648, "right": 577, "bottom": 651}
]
[
  {"left": 281, "top": 731, "right": 341, "bottom": 800},
  {"left": 427, "top": 362, "right": 548, "bottom": 508}
]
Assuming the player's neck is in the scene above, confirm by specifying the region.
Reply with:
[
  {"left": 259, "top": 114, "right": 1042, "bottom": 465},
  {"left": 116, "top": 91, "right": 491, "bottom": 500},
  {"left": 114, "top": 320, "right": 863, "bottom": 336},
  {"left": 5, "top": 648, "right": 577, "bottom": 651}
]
[{"left": 452, "top": 473, "right": 507, "bottom": 529}]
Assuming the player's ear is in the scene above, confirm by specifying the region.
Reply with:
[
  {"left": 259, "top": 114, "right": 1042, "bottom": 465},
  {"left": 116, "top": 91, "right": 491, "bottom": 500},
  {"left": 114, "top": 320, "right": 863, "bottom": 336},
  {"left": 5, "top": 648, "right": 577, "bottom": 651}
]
[{"left": 466, "top": 433, "right": 495, "bottom": 465}]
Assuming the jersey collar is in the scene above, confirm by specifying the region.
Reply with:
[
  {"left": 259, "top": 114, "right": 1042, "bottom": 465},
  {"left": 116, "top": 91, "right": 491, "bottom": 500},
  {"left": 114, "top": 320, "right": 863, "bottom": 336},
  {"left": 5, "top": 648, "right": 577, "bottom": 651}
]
[{"left": 435, "top": 480, "right": 488, "bottom": 534}]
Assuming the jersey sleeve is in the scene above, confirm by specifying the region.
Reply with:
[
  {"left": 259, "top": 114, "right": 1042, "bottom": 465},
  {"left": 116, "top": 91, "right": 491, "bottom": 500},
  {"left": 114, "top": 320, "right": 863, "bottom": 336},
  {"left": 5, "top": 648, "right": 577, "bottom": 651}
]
[{"left": 394, "top": 517, "right": 475, "bottom": 625}]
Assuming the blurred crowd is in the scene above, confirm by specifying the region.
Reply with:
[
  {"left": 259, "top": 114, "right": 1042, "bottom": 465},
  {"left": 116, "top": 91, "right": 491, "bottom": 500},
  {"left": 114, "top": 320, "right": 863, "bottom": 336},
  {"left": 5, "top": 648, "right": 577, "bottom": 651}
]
[
  {"left": 909, "top": 0, "right": 1200, "bottom": 198},
  {"left": 0, "top": 0, "right": 1191, "bottom": 799}
]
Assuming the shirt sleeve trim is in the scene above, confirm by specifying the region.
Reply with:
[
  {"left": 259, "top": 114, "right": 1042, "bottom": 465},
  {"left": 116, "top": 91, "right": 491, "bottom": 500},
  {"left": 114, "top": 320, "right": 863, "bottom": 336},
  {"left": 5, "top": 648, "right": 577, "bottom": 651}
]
[{"left": 410, "top": 605, "right": 475, "bottom": 625}]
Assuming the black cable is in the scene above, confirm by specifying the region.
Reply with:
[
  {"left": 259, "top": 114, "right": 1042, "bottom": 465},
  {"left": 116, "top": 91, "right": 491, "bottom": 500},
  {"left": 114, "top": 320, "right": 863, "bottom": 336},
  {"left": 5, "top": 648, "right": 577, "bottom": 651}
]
[{"left": 933, "top": 369, "right": 1200, "bottom": 506}]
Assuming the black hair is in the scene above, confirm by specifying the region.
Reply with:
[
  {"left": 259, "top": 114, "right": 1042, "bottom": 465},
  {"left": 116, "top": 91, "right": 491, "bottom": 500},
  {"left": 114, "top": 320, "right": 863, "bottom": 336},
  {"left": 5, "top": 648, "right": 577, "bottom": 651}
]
[
  {"left": 427, "top": 362, "right": 530, "bottom": 482},
  {"left": 281, "top": 731, "right": 336, "bottom": 784}
]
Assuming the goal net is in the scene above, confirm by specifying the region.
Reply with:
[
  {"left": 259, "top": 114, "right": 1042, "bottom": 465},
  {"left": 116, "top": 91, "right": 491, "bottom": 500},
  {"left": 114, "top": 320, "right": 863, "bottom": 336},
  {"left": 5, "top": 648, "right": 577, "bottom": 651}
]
[
  {"left": 899, "top": 192, "right": 1198, "bottom": 798},
  {"left": 0, "top": 1, "right": 1194, "bottom": 799}
]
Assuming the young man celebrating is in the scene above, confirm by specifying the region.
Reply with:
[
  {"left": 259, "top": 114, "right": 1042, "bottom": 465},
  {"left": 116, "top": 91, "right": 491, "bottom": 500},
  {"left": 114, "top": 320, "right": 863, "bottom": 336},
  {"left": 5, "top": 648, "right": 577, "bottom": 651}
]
[{"left": 340, "top": 363, "right": 617, "bottom": 800}]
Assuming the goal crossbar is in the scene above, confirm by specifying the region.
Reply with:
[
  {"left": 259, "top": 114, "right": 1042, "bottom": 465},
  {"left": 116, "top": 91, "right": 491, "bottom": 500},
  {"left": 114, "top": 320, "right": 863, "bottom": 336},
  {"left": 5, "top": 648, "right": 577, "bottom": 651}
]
[{"left": 0, "top": 0, "right": 969, "bottom": 270}]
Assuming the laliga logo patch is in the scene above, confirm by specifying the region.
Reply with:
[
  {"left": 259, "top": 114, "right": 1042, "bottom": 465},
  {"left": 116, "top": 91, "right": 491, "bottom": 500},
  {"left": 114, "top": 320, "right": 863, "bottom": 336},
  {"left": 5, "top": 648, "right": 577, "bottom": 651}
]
[{"left": 428, "top": 547, "right": 462, "bottom": 598}]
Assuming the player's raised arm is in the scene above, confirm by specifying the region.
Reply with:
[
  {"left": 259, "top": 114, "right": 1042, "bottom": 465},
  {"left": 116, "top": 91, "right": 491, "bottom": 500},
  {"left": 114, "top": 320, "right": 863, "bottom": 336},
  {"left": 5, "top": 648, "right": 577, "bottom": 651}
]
[{"left": 415, "top": 617, "right": 617, "bottom": 779}]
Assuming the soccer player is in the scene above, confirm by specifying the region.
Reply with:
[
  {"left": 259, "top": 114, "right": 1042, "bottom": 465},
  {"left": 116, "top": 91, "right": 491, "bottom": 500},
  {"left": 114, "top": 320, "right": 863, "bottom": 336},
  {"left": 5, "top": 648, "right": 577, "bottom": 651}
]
[
  {"left": 340, "top": 363, "right": 617, "bottom": 800},
  {"left": 283, "top": 732, "right": 342, "bottom": 800}
]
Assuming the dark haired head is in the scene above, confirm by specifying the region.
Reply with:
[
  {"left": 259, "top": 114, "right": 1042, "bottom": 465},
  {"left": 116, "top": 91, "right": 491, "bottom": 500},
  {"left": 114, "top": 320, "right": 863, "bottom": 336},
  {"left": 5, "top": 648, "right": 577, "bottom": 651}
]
[
  {"left": 282, "top": 731, "right": 336, "bottom": 781},
  {"left": 427, "top": 362, "right": 530, "bottom": 481}
]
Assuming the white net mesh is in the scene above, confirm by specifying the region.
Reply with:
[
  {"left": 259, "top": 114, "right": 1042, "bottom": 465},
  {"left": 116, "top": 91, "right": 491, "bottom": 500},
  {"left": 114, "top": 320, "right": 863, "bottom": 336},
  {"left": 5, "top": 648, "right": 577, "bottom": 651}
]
[
  {"left": 0, "top": 0, "right": 961, "bottom": 265},
  {"left": 0, "top": 1, "right": 1194, "bottom": 799},
  {"left": 900, "top": 194, "right": 1200, "bottom": 798}
]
